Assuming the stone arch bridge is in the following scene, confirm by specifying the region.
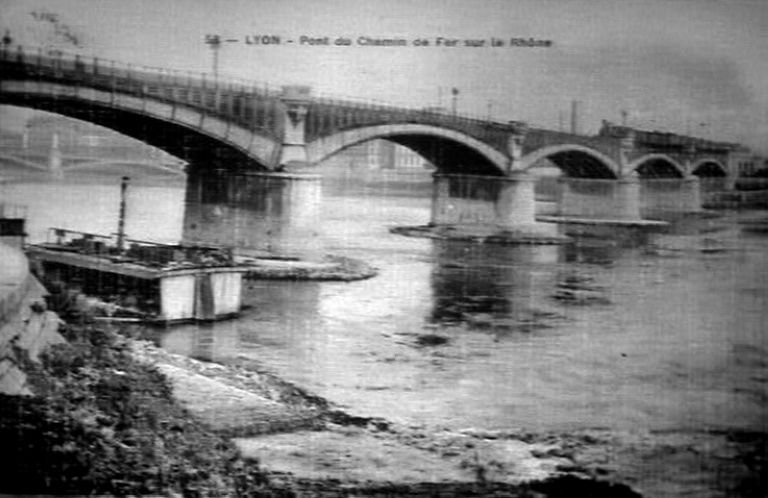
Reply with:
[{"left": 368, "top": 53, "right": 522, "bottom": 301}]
[{"left": 0, "top": 46, "right": 741, "bottom": 254}]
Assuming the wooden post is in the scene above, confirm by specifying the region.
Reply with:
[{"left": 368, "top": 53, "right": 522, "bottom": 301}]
[{"left": 117, "top": 176, "right": 129, "bottom": 253}]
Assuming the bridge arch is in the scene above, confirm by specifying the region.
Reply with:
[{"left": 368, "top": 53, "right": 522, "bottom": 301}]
[
  {"left": 691, "top": 158, "right": 727, "bottom": 177},
  {"left": 306, "top": 123, "right": 509, "bottom": 176},
  {"left": 518, "top": 144, "right": 619, "bottom": 178},
  {"left": 629, "top": 154, "right": 685, "bottom": 178},
  {"left": 0, "top": 81, "right": 280, "bottom": 172}
]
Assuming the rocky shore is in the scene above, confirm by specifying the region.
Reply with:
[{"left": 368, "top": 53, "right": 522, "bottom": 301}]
[
  {"left": 1, "top": 309, "right": 650, "bottom": 497},
  {"left": 1, "top": 240, "right": 763, "bottom": 496}
]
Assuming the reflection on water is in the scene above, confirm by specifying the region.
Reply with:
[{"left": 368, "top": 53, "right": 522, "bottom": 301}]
[
  {"left": 5, "top": 178, "right": 767, "bottom": 436},
  {"left": 429, "top": 243, "right": 560, "bottom": 335},
  {"left": 165, "top": 192, "right": 767, "bottom": 436}
]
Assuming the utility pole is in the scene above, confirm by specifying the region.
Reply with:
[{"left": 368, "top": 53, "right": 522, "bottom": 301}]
[
  {"left": 699, "top": 122, "right": 710, "bottom": 139},
  {"left": 204, "top": 34, "right": 221, "bottom": 78},
  {"left": 570, "top": 100, "right": 580, "bottom": 135},
  {"left": 2, "top": 30, "right": 12, "bottom": 48},
  {"left": 451, "top": 87, "right": 459, "bottom": 116},
  {"left": 116, "top": 176, "right": 129, "bottom": 253}
]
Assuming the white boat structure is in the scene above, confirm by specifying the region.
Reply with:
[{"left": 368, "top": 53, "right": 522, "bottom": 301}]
[
  {"left": 24, "top": 177, "right": 247, "bottom": 323},
  {"left": 27, "top": 228, "right": 248, "bottom": 323}
]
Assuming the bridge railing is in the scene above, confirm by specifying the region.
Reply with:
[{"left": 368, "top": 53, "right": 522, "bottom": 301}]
[
  {"left": 2, "top": 45, "right": 499, "bottom": 121},
  {"left": 2, "top": 44, "right": 517, "bottom": 148},
  {"left": 0, "top": 45, "right": 283, "bottom": 97},
  {"left": 312, "top": 91, "right": 509, "bottom": 127},
  {"left": 308, "top": 92, "right": 514, "bottom": 148},
  {"left": 0, "top": 44, "right": 289, "bottom": 136}
]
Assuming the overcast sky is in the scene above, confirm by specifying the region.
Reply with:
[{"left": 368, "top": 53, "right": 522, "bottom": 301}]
[{"left": 1, "top": 0, "right": 767, "bottom": 153}]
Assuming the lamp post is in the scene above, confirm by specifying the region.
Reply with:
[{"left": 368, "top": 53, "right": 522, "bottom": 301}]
[
  {"left": 2, "top": 30, "right": 12, "bottom": 48},
  {"left": 699, "top": 122, "right": 710, "bottom": 139},
  {"left": 204, "top": 34, "right": 221, "bottom": 79},
  {"left": 116, "top": 176, "right": 129, "bottom": 253},
  {"left": 451, "top": 87, "right": 459, "bottom": 116}
]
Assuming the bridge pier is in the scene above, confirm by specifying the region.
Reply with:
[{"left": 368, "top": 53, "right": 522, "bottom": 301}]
[
  {"left": 614, "top": 176, "right": 642, "bottom": 220},
  {"left": 430, "top": 173, "right": 558, "bottom": 239},
  {"left": 639, "top": 175, "right": 702, "bottom": 218},
  {"left": 558, "top": 176, "right": 642, "bottom": 221},
  {"left": 278, "top": 85, "right": 312, "bottom": 168},
  {"left": 495, "top": 171, "right": 537, "bottom": 228},
  {"left": 183, "top": 170, "right": 322, "bottom": 259}
]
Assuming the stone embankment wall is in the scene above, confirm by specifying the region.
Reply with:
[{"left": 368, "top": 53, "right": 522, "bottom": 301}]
[{"left": 0, "top": 243, "right": 64, "bottom": 395}]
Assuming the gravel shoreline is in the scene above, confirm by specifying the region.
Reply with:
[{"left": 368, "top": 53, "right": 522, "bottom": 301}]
[
  {"left": 4, "top": 280, "right": 763, "bottom": 496},
  {"left": 130, "top": 338, "right": 644, "bottom": 496},
  {"left": 131, "top": 334, "right": 767, "bottom": 498}
]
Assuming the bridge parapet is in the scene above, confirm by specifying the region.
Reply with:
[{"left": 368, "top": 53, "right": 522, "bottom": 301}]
[
  {"left": 600, "top": 122, "right": 739, "bottom": 155},
  {"left": 523, "top": 128, "right": 621, "bottom": 159},
  {"left": 0, "top": 45, "right": 285, "bottom": 140},
  {"left": 305, "top": 96, "right": 516, "bottom": 154},
  {"left": 2, "top": 45, "right": 749, "bottom": 182},
  {"left": 2, "top": 45, "right": 525, "bottom": 172},
  {"left": 519, "top": 128, "right": 623, "bottom": 177}
]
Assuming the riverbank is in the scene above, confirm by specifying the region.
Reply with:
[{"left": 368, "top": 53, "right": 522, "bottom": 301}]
[
  {"left": 0, "top": 323, "right": 275, "bottom": 496},
  {"left": 129, "top": 321, "right": 766, "bottom": 497},
  {"left": 1, "top": 312, "right": 646, "bottom": 496},
  {"left": 129, "top": 334, "right": 654, "bottom": 497}
]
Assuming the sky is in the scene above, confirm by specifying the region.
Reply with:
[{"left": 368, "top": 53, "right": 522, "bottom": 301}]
[{"left": 1, "top": 0, "right": 767, "bottom": 153}]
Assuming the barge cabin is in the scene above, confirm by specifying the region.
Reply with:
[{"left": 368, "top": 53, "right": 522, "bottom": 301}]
[{"left": 27, "top": 228, "right": 247, "bottom": 323}]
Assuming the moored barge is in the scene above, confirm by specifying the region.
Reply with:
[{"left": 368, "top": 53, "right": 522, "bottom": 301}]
[{"left": 27, "top": 228, "right": 248, "bottom": 323}]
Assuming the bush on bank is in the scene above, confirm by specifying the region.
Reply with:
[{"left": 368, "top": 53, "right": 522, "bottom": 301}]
[
  {"left": 0, "top": 315, "right": 645, "bottom": 497},
  {"left": 0, "top": 323, "right": 283, "bottom": 497}
]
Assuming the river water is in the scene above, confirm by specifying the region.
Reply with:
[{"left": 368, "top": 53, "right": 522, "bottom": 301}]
[{"left": 3, "top": 176, "right": 767, "bottom": 495}]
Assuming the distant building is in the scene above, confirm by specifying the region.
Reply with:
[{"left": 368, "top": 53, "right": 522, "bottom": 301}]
[
  {"left": 731, "top": 146, "right": 763, "bottom": 177},
  {"left": 343, "top": 139, "right": 433, "bottom": 170},
  {"left": 18, "top": 114, "right": 175, "bottom": 162}
]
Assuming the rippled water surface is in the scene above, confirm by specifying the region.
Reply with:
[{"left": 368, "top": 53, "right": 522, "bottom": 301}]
[
  {"left": 179, "top": 189, "right": 767, "bottom": 435},
  {"left": 6, "top": 177, "right": 767, "bottom": 495},
  {"left": 6, "top": 179, "right": 766, "bottom": 433}
]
